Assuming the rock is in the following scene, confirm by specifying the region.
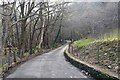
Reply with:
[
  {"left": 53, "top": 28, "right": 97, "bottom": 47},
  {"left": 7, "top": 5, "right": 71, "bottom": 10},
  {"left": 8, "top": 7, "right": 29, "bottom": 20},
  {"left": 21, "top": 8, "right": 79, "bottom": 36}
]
[
  {"left": 85, "top": 72, "right": 89, "bottom": 75},
  {"left": 114, "top": 66, "right": 119, "bottom": 70},
  {"left": 104, "top": 53, "right": 107, "bottom": 55},
  {"left": 95, "top": 61, "right": 99, "bottom": 64},
  {"left": 108, "top": 65, "right": 112, "bottom": 69},
  {"left": 12, "top": 62, "right": 15, "bottom": 65}
]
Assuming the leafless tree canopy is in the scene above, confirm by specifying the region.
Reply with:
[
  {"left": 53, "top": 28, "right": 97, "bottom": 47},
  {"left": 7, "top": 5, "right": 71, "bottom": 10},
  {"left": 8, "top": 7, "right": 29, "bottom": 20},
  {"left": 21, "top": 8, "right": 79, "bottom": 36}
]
[{"left": 0, "top": 1, "right": 69, "bottom": 66}]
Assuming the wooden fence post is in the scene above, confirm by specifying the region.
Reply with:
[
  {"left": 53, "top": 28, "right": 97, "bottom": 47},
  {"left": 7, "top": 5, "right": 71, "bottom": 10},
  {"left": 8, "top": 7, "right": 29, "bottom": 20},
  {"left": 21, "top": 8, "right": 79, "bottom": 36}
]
[
  {"left": 71, "top": 45, "right": 73, "bottom": 54},
  {"left": 68, "top": 43, "right": 70, "bottom": 53}
]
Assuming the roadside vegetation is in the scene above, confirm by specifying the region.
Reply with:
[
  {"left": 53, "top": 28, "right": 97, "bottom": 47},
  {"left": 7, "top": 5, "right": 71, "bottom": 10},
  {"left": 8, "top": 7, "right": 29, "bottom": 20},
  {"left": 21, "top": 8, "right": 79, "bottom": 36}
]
[
  {"left": 73, "top": 38, "right": 94, "bottom": 47},
  {"left": 73, "top": 29, "right": 119, "bottom": 47},
  {"left": 72, "top": 29, "right": 119, "bottom": 75}
]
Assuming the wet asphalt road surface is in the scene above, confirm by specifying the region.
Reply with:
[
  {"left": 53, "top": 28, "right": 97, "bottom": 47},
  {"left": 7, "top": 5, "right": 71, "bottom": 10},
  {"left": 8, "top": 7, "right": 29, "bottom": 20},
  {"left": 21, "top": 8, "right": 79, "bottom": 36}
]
[{"left": 7, "top": 44, "right": 93, "bottom": 79}]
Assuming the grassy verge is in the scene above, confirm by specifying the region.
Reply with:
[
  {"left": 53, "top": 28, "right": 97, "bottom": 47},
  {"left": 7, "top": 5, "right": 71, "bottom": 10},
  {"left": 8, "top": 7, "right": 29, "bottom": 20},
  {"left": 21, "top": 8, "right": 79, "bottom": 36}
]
[
  {"left": 73, "top": 32, "right": 119, "bottom": 47},
  {"left": 73, "top": 38, "right": 95, "bottom": 46}
]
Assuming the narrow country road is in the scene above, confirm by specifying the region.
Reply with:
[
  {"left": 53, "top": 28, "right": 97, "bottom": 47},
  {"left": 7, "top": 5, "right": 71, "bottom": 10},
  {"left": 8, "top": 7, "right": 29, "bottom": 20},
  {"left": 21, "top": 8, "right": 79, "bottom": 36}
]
[{"left": 7, "top": 44, "right": 92, "bottom": 79}]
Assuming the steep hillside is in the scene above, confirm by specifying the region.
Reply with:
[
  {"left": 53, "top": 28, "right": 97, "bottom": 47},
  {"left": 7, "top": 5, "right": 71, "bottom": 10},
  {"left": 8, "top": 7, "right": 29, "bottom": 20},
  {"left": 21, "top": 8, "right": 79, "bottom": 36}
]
[{"left": 73, "top": 39, "right": 119, "bottom": 75}]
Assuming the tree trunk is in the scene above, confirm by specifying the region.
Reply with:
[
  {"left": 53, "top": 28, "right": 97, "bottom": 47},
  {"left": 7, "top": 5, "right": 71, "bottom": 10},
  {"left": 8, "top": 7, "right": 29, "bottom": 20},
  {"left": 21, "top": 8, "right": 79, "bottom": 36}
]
[{"left": 38, "top": 19, "right": 45, "bottom": 49}]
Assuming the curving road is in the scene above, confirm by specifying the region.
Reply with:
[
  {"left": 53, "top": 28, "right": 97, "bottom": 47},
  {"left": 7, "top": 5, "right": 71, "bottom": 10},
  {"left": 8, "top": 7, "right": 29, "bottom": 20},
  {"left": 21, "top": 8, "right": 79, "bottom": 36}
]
[{"left": 7, "top": 44, "right": 92, "bottom": 79}]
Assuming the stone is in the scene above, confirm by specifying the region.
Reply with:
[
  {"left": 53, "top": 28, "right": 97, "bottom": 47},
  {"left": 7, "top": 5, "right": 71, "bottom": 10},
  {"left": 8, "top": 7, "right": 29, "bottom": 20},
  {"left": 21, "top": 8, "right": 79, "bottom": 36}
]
[{"left": 108, "top": 65, "right": 112, "bottom": 69}]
